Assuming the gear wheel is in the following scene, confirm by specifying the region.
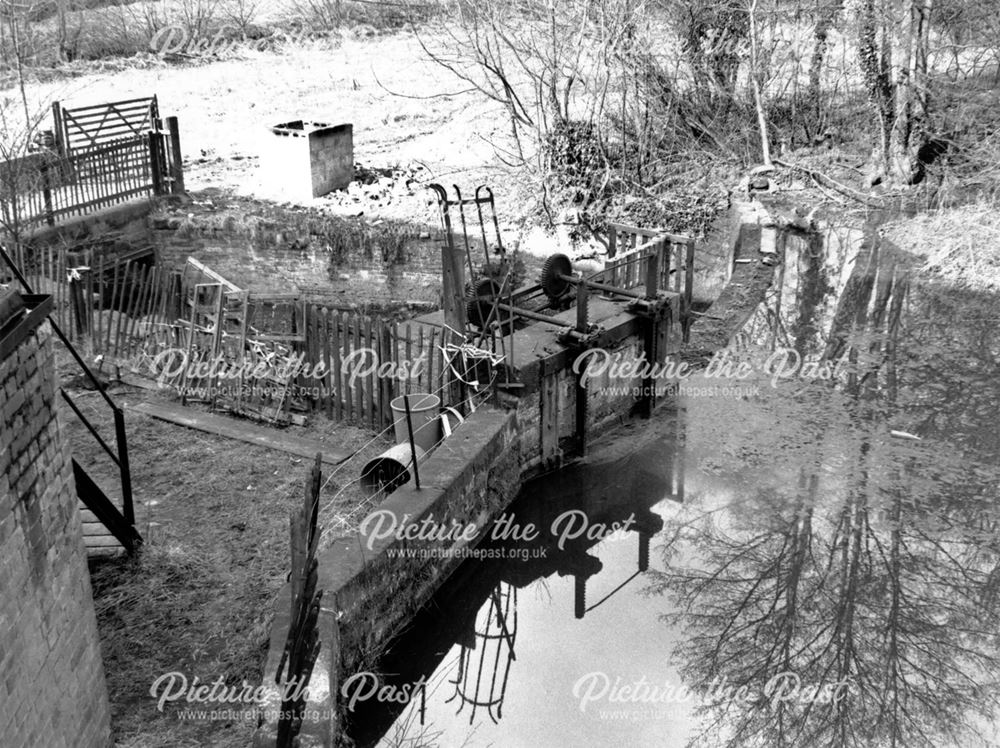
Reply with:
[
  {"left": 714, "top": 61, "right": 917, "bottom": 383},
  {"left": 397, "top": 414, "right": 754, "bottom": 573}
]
[
  {"left": 465, "top": 278, "right": 502, "bottom": 329},
  {"left": 540, "top": 253, "right": 574, "bottom": 300}
]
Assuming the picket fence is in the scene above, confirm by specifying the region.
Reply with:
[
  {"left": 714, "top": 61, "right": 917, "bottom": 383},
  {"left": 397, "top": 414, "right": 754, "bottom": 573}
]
[{"left": 11, "top": 255, "right": 469, "bottom": 429}]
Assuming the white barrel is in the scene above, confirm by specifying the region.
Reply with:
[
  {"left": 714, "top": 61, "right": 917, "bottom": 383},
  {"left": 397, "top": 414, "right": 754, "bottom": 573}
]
[{"left": 390, "top": 393, "right": 442, "bottom": 453}]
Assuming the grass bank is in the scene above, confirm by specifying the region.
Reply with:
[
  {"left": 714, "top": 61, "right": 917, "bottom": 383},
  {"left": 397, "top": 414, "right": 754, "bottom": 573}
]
[
  {"left": 883, "top": 201, "right": 1000, "bottom": 293},
  {"left": 58, "top": 357, "right": 390, "bottom": 745}
]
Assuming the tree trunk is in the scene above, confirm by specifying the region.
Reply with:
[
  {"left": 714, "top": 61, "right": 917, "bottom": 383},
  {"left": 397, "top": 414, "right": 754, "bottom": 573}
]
[
  {"left": 888, "top": 0, "right": 933, "bottom": 183},
  {"left": 806, "top": 1, "right": 844, "bottom": 137},
  {"left": 860, "top": 0, "right": 933, "bottom": 186}
]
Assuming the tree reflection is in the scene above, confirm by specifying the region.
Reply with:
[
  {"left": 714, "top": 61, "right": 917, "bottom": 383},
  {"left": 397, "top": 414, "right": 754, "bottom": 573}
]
[{"left": 650, "top": 232, "right": 1000, "bottom": 747}]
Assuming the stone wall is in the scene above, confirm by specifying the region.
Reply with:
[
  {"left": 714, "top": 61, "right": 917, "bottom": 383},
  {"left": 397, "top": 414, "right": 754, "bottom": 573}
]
[
  {"left": 254, "top": 407, "right": 520, "bottom": 747},
  {"left": 0, "top": 295, "right": 112, "bottom": 748}
]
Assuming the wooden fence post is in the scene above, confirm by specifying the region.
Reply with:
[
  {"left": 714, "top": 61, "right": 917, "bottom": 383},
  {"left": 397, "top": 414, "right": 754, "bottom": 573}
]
[
  {"left": 51, "top": 101, "right": 65, "bottom": 157},
  {"left": 166, "top": 116, "right": 185, "bottom": 195},
  {"left": 148, "top": 132, "right": 164, "bottom": 196},
  {"left": 645, "top": 253, "right": 659, "bottom": 298},
  {"left": 40, "top": 163, "right": 55, "bottom": 226},
  {"left": 69, "top": 267, "right": 88, "bottom": 336}
]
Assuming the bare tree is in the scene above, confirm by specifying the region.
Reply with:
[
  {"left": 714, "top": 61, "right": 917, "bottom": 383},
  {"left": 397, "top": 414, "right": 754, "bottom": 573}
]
[
  {"left": 806, "top": 0, "right": 845, "bottom": 139},
  {"left": 0, "top": 2, "right": 50, "bottom": 257},
  {"left": 859, "top": 0, "right": 934, "bottom": 184}
]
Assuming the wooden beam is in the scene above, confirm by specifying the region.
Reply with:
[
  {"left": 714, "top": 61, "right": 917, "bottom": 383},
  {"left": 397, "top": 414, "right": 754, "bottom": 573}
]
[
  {"left": 184, "top": 257, "right": 243, "bottom": 293},
  {"left": 126, "top": 400, "right": 351, "bottom": 465}
]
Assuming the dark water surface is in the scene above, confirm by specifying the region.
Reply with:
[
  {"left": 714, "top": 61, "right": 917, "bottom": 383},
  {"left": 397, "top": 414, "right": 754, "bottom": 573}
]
[{"left": 345, "top": 225, "right": 1000, "bottom": 748}]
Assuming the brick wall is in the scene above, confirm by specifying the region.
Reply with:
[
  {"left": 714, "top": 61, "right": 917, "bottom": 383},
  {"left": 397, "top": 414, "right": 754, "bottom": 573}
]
[{"left": 0, "top": 304, "right": 111, "bottom": 748}]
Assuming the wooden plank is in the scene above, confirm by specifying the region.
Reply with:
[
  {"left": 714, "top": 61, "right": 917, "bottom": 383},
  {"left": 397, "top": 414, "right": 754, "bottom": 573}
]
[
  {"left": 150, "top": 265, "right": 165, "bottom": 348},
  {"left": 126, "top": 401, "right": 351, "bottom": 465},
  {"left": 308, "top": 305, "right": 320, "bottom": 412},
  {"left": 83, "top": 535, "right": 126, "bottom": 557},
  {"left": 113, "top": 262, "right": 133, "bottom": 356},
  {"left": 321, "top": 308, "right": 333, "bottom": 418},
  {"left": 84, "top": 259, "right": 94, "bottom": 355},
  {"left": 342, "top": 312, "right": 353, "bottom": 423},
  {"left": 105, "top": 260, "right": 119, "bottom": 352},
  {"left": 64, "top": 117, "right": 151, "bottom": 134},
  {"left": 120, "top": 262, "right": 138, "bottom": 357},
  {"left": 208, "top": 283, "right": 225, "bottom": 409},
  {"left": 125, "top": 264, "right": 144, "bottom": 357},
  {"left": 332, "top": 310, "right": 343, "bottom": 421},
  {"left": 362, "top": 316, "right": 373, "bottom": 430},
  {"left": 184, "top": 256, "right": 243, "bottom": 293},
  {"left": 138, "top": 265, "right": 157, "bottom": 347},
  {"left": 373, "top": 320, "right": 382, "bottom": 428},
  {"left": 234, "top": 291, "right": 250, "bottom": 414},
  {"left": 353, "top": 314, "right": 363, "bottom": 425},
  {"left": 124, "top": 263, "right": 146, "bottom": 357},
  {"left": 379, "top": 322, "right": 393, "bottom": 429},
  {"left": 157, "top": 268, "right": 172, "bottom": 333},
  {"left": 377, "top": 320, "right": 389, "bottom": 429},
  {"left": 64, "top": 96, "right": 157, "bottom": 114},
  {"left": 148, "top": 266, "right": 162, "bottom": 350},
  {"left": 389, "top": 322, "right": 400, "bottom": 413}
]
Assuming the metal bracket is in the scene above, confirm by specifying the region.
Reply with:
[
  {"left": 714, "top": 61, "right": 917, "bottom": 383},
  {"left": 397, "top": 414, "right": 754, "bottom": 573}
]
[
  {"left": 627, "top": 293, "right": 675, "bottom": 322},
  {"left": 557, "top": 323, "right": 604, "bottom": 348}
]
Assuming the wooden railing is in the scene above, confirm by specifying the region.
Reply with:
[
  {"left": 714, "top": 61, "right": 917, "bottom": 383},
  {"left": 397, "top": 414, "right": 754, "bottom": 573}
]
[
  {"left": 600, "top": 223, "right": 695, "bottom": 338},
  {"left": 53, "top": 95, "right": 160, "bottom": 156},
  {"left": 605, "top": 222, "right": 663, "bottom": 258}
]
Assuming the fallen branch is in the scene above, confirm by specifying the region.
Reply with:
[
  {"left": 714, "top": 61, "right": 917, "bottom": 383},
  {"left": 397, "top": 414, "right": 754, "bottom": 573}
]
[{"left": 773, "top": 158, "right": 905, "bottom": 207}]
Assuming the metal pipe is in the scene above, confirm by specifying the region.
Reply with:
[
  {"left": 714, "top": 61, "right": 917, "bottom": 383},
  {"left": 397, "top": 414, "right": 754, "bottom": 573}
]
[
  {"left": 558, "top": 273, "right": 646, "bottom": 300},
  {"left": 490, "top": 302, "right": 568, "bottom": 326},
  {"left": 403, "top": 394, "right": 421, "bottom": 489}
]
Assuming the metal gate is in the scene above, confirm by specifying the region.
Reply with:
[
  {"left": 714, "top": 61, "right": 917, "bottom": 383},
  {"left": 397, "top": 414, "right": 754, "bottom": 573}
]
[{"left": 52, "top": 95, "right": 160, "bottom": 156}]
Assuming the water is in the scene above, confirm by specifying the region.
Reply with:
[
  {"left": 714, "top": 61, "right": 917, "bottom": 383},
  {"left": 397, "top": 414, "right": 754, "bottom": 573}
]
[{"left": 344, "top": 224, "right": 1000, "bottom": 748}]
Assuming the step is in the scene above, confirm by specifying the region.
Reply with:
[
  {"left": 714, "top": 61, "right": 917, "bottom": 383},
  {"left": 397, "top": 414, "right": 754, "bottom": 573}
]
[{"left": 80, "top": 503, "right": 125, "bottom": 558}]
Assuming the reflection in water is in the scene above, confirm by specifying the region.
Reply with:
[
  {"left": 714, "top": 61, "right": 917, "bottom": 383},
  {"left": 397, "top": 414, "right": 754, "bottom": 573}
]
[
  {"left": 348, "top": 225, "right": 1000, "bottom": 748},
  {"left": 447, "top": 583, "right": 517, "bottom": 724},
  {"left": 647, "top": 228, "right": 1000, "bottom": 747},
  {"left": 342, "top": 423, "right": 687, "bottom": 747}
]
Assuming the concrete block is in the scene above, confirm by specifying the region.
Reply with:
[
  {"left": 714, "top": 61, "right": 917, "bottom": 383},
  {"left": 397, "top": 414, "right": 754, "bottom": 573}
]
[{"left": 262, "top": 121, "right": 354, "bottom": 199}]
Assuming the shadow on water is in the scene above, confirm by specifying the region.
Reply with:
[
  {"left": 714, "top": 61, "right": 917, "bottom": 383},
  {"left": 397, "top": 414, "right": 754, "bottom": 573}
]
[
  {"left": 345, "top": 223, "right": 1000, "bottom": 748},
  {"left": 344, "top": 424, "right": 687, "bottom": 748}
]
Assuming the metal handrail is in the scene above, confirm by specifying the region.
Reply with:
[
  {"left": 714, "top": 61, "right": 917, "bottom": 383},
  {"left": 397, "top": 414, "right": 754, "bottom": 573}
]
[{"left": 0, "top": 245, "right": 137, "bottom": 538}]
